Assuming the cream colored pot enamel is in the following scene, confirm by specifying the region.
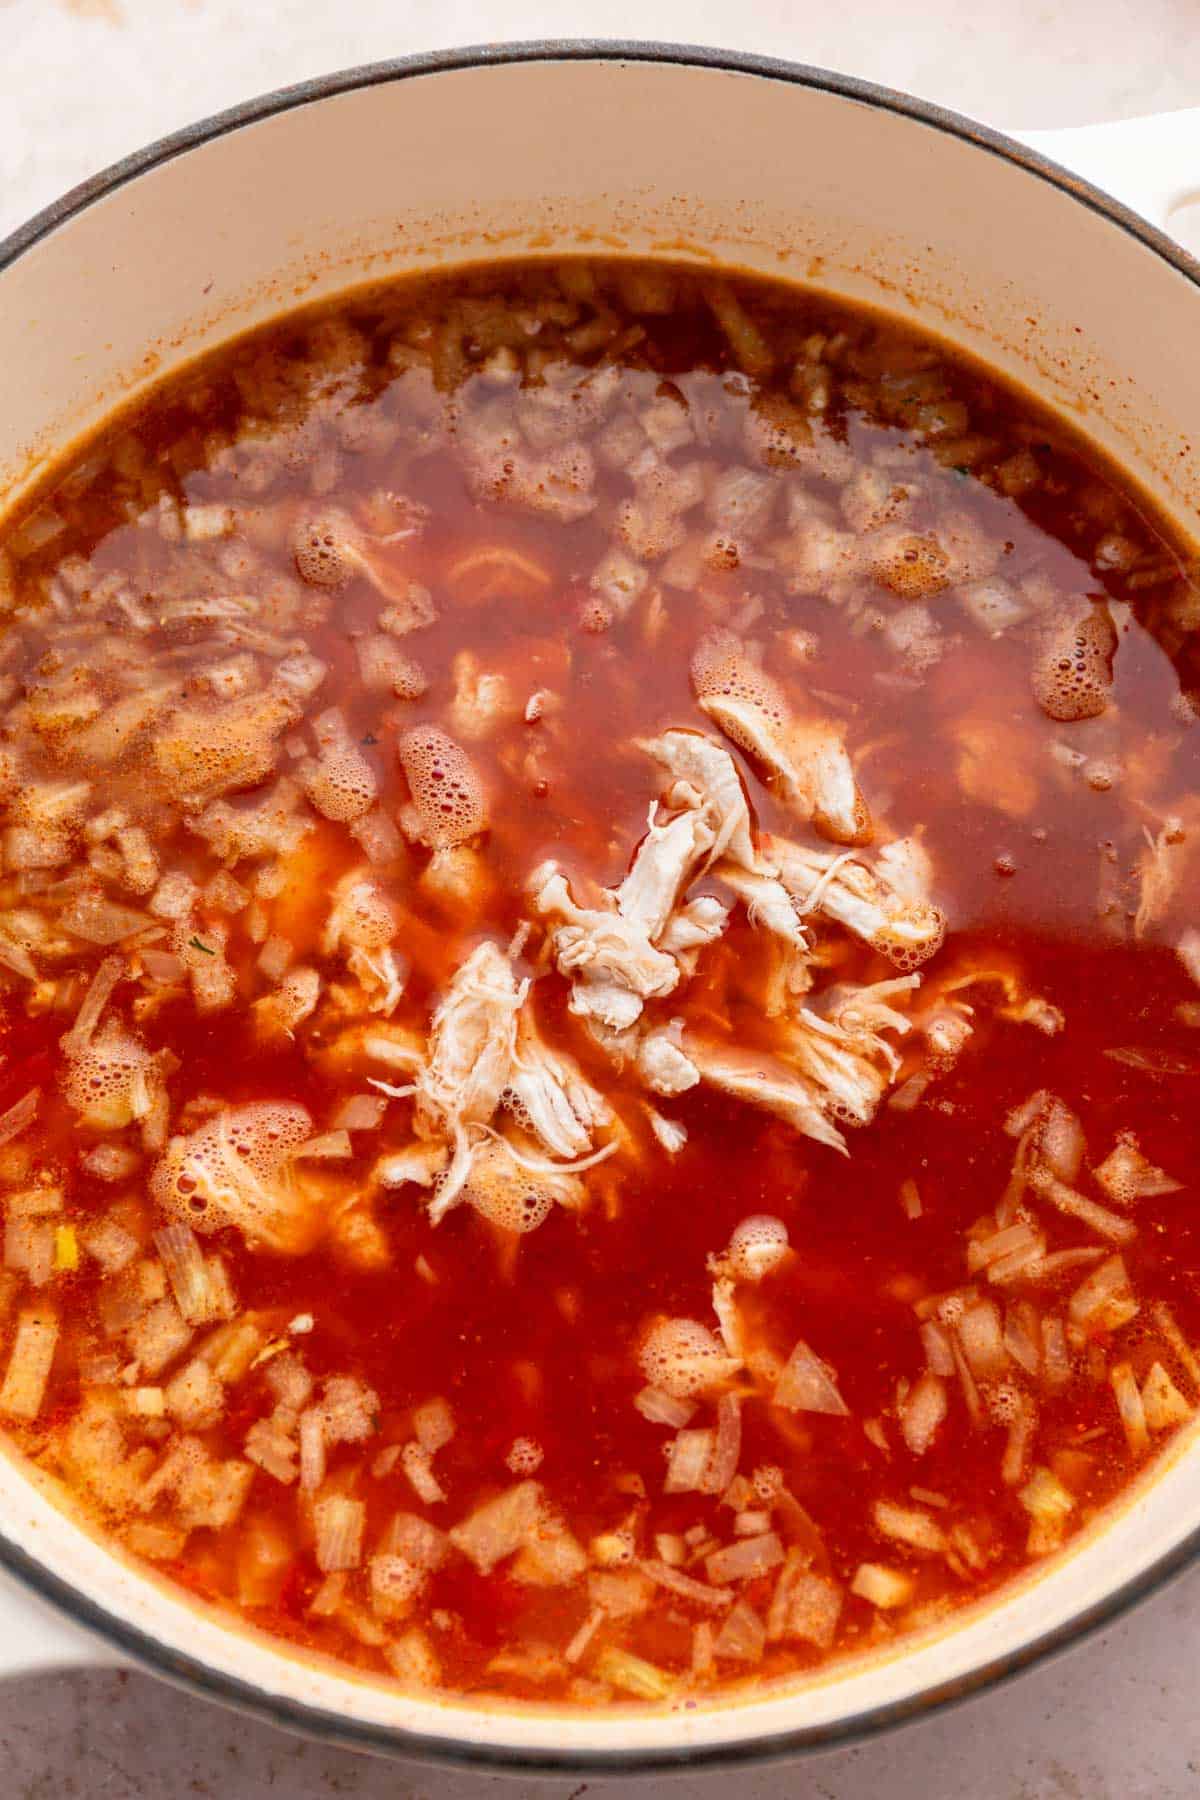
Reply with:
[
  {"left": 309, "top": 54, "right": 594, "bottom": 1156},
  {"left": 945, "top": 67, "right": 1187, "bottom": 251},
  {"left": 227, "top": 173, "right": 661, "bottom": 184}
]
[{"left": 1, "top": 47, "right": 1199, "bottom": 1770}]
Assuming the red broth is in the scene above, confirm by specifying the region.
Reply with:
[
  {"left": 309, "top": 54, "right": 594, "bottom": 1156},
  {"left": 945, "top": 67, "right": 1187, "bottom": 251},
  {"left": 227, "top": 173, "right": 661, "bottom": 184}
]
[{"left": 0, "top": 258, "right": 1196, "bottom": 1703}]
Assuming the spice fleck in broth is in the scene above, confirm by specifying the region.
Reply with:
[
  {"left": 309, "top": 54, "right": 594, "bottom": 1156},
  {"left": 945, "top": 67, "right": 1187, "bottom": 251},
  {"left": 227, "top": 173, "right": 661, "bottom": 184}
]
[{"left": 0, "top": 259, "right": 1197, "bottom": 1704}]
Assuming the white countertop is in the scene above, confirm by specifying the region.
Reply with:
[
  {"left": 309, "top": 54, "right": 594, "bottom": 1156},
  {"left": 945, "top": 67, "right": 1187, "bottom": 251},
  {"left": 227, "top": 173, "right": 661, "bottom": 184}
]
[{"left": 4, "top": 2, "right": 1200, "bottom": 1794}]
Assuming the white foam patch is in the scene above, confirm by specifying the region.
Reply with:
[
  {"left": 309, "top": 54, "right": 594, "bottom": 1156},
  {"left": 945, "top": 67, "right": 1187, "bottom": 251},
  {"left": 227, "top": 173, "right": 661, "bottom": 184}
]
[
  {"left": 725, "top": 1214, "right": 789, "bottom": 1282},
  {"left": 868, "top": 530, "right": 953, "bottom": 600},
  {"left": 155, "top": 690, "right": 298, "bottom": 801},
  {"left": 638, "top": 1317, "right": 729, "bottom": 1399},
  {"left": 151, "top": 1100, "right": 316, "bottom": 1253},
  {"left": 462, "top": 1140, "right": 558, "bottom": 1235},
  {"left": 61, "top": 1019, "right": 151, "bottom": 1126},
  {"left": 884, "top": 920, "right": 946, "bottom": 973},
  {"left": 303, "top": 710, "right": 378, "bottom": 823},
  {"left": 506, "top": 1436, "right": 544, "bottom": 1476},
  {"left": 691, "top": 629, "right": 789, "bottom": 731},
  {"left": 326, "top": 873, "right": 396, "bottom": 952},
  {"left": 398, "top": 725, "right": 487, "bottom": 850},
  {"left": 987, "top": 1381, "right": 1022, "bottom": 1425},
  {"left": 1032, "top": 608, "right": 1116, "bottom": 722},
  {"left": 293, "top": 512, "right": 357, "bottom": 589},
  {"left": 391, "top": 658, "right": 428, "bottom": 701}
]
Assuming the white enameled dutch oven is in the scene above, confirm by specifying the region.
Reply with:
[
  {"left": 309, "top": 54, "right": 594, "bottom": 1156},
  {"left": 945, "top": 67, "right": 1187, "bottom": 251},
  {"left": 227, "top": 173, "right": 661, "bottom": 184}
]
[{"left": 0, "top": 40, "right": 1199, "bottom": 1775}]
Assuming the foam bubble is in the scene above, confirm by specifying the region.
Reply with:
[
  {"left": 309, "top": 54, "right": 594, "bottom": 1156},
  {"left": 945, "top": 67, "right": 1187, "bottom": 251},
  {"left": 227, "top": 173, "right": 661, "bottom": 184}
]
[
  {"left": 391, "top": 657, "right": 428, "bottom": 701},
  {"left": 725, "top": 1214, "right": 789, "bottom": 1282},
  {"left": 325, "top": 872, "right": 396, "bottom": 952},
  {"left": 691, "top": 630, "right": 789, "bottom": 730},
  {"left": 62, "top": 1019, "right": 153, "bottom": 1130},
  {"left": 1031, "top": 605, "right": 1116, "bottom": 722},
  {"left": 638, "top": 1317, "right": 728, "bottom": 1399},
  {"left": 154, "top": 690, "right": 299, "bottom": 802},
  {"left": 151, "top": 1100, "right": 315, "bottom": 1251},
  {"left": 398, "top": 725, "right": 487, "bottom": 850},
  {"left": 506, "top": 1436, "right": 544, "bottom": 1475},
  {"left": 464, "top": 441, "right": 597, "bottom": 524},
  {"left": 752, "top": 1464, "right": 784, "bottom": 1502},
  {"left": 868, "top": 531, "right": 952, "bottom": 600},
  {"left": 987, "top": 1381, "right": 1021, "bottom": 1425},
  {"left": 293, "top": 512, "right": 358, "bottom": 589},
  {"left": 302, "top": 710, "right": 378, "bottom": 822},
  {"left": 879, "top": 909, "right": 946, "bottom": 972},
  {"left": 462, "top": 1141, "right": 557, "bottom": 1235}
]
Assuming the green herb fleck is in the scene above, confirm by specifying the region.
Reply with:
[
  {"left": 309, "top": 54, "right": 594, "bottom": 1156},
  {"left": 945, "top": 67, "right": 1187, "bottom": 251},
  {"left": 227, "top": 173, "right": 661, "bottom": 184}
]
[
  {"left": 360, "top": 732, "right": 378, "bottom": 747},
  {"left": 952, "top": 464, "right": 970, "bottom": 478},
  {"left": 189, "top": 936, "right": 216, "bottom": 957}
]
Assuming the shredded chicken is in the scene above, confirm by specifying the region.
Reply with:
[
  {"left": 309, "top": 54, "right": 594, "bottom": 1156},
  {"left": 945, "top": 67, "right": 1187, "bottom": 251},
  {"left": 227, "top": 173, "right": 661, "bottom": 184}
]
[
  {"left": 1134, "top": 814, "right": 1193, "bottom": 939},
  {"left": 680, "top": 1038, "right": 846, "bottom": 1152},
  {"left": 638, "top": 730, "right": 759, "bottom": 872},
  {"left": 505, "top": 1009, "right": 612, "bottom": 1162},
  {"left": 616, "top": 809, "right": 716, "bottom": 945},
  {"left": 409, "top": 942, "right": 527, "bottom": 1220},
  {"left": 530, "top": 863, "right": 680, "bottom": 1031},
  {"left": 766, "top": 835, "right": 944, "bottom": 968},
  {"left": 374, "top": 942, "right": 616, "bottom": 1225},
  {"left": 691, "top": 631, "right": 870, "bottom": 844},
  {"left": 777, "top": 978, "right": 919, "bottom": 1131}
]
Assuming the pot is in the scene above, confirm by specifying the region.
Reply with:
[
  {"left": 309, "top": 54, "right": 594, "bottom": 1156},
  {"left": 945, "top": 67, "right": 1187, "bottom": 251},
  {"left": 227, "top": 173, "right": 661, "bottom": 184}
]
[{"left": 0, "top": 40, "right": 1198, "bottom": 1775}]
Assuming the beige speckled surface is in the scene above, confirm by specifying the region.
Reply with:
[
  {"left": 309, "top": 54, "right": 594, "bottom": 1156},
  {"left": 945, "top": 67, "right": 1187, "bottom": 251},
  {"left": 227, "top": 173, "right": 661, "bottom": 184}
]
[{"left": 4, "top": 3, "right": 1200, "bottom": 1794}]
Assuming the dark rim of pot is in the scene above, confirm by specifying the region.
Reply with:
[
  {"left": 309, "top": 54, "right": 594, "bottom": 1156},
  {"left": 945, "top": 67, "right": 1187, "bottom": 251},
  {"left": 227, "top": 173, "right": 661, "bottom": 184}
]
[{"left": 1, "top": 38, "right": 1198, "bottom": 1777}]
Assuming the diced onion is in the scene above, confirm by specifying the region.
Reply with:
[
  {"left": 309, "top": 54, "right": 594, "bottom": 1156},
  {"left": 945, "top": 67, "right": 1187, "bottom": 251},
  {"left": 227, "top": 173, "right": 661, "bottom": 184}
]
[
  {"left": 401, "top": 1442, "right": 445, "bottom": 1505},
  {"left": 314, "top": 1495, "right": 365, "bottom": 1572},
  {"left": 704, "top": 1532, "right": 784, "bottom": 1585},
  {"left": 330, "top": 1094, "right": 388, "bottom": 1133},
  {"left": 1150, "top": 1301, "right": 1200, "bottom": 1394},
  {"left": 61, "top": 955, "right": 124, "bottom": 1058},
  {"left": 774, "top": 1339, "right": 849, "bottom": 1416},
  {"left": 703, "top": 1392, "right": 742, "bottom": 1495},
  {"left": 873, "top": 1497, "right": 945, "bottom": 1553},
  {"left": 1041, "top": 1316, "right": 1072, "bottom": 1388},
  {"left": 593, "top": 1645, "right": 675, "bottom": 1700},
  {"left": 564, "top": 1607, "right": 605, "bottom": 1665},
  {"left": 0, "top": 1088, "right": 38, "bottom": 1151},
  {"left": 633, "top": 1386, "right": 695, "bottom": 1428},
  {"left": 1110, "top": 1360, "right": 1149, "bottom": 1455},
  {"left": 1003, "top": 1301, "right": 1042, "bottom": 1378},
  {"left": 154, "top": 1224, "right": 219, "bottom": 1326},
  {"left": 0, "top": 1307, "right": 57, "bottom": 1419},
  {"left": 298, "top": 1409, "right": 327, "bottom": 1494},
  {"left": 773, "top": 1569, "right": 843, "bottom": 1649},
  {"left": 1142, "top": 1361, "right": 1192, "bottom": 1432},
  {"left": 293, "top": 1131, "right": 353, "bottom": 1162},
  {"left": 1000, "top": 1392, "right": 1037, "bottom": 1487},
  {"left": 1019, "top": 1466, "right": 1074, "bottom": 1522},
  {"left": 919, "top": 1321, "right": 955, "bottom": 1377},
  {"left": 449, "top": 1481, "right": 543, "bottom": 1575},
  {"left": 1031, "top": 1171, "right": 1136, "bottom": 1246},
  {"left": 956, "top": 1299, "right": 1008, "bottom": 1380},
  {"left": 1069, "top": 1255, "right": 1139, "bottom": 1336},
  {"left": 638, "top": 1559, "right": 733, "bottom": 1610},
  {"left": 713, "top": 1599, "right": 766, "bottom": 1661},
  {"left": 850, "top": 1563, "right": 914, "bottom": 1608},
  {"left": 899, "top": 1371, "right": 947, "bottom": 1456},
  {"left": 413, "top": 1397, "right": 455, "bottom": 1453},
  {"left": 664, "top": 1428, "right": 715, "bottom": 1494}
]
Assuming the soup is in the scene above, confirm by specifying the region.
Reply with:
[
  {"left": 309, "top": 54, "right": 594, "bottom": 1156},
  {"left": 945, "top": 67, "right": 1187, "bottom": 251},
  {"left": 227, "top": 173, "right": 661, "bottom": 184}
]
[{"left": 0, "top": 258, "right": 1196, "bottom": 1706}]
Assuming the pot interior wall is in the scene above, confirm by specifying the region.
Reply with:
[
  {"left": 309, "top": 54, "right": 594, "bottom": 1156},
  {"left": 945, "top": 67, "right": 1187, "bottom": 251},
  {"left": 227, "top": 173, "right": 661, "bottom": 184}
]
[
  {"left": 1, "top": 50, "right": 1199, "bottom": 1763},
  {"left": 4, "top": 58, "right": 1199, "bottom": 533}
]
